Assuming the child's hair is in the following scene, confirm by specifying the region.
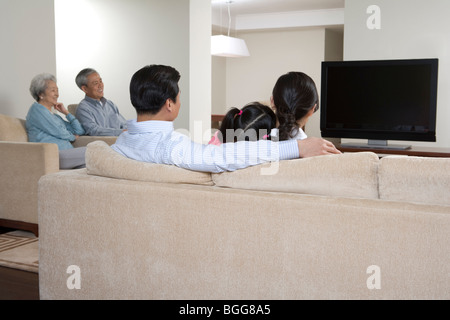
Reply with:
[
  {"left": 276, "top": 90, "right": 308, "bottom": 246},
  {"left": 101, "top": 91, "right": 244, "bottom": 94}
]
[
  {"left": 272, "top": 71, "right": 319, "bottom": 141},
  {"left": 218, "top": 102, "right": 277, "bottom": 143}
]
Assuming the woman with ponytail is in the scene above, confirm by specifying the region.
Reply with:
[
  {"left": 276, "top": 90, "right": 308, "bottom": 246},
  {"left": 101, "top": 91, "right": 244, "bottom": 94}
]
[{"left": 271, "top": 72, "right": 319, "bottom": 141}]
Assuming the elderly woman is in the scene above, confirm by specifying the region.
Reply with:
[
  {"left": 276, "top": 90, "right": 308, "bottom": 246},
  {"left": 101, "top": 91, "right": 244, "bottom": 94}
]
[{"left": 26, "top": 73, "right": 86, "bottom": 169}]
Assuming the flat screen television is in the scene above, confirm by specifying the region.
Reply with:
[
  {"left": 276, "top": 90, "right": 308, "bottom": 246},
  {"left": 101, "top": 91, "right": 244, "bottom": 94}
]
[{"left": 320, "top": 58, "right": 439, "bottom": 150}]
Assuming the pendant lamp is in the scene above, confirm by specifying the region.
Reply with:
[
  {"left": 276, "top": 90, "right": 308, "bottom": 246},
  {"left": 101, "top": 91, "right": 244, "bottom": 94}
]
[{"left": 211, "top": 1, "right": 250, "bottom": 57}]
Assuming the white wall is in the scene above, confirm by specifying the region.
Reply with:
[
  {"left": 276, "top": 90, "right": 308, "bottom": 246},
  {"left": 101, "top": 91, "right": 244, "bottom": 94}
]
[
  {"left": 344, "top": 0, "right": 450, "bottom": 148},
  {"left": 189, "top": 0, "right": 212, "bottom": 143},
  {"left": 325, "top": 29, "right": 344, "bottom": 61},
  {"left": 211, "top": 56, "right": 227, "bottom": 115},
  {"left": 1, "top": 0, "right": 211, "bottom": 134},
  {"left": 54, "top": 0, "right": 192, "bottom": 130},
  {"left": 0, "top": 0, "right": 56, "bottom": 119},
  {"left": 215, "top": 27, "right": 343, "bottom": 139}
]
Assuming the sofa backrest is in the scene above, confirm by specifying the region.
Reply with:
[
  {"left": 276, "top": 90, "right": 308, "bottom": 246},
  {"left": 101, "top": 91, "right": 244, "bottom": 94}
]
[
  {"left": 86, "top": 140, "right": 214, "bottom": 186},
  {"left": 86, "top": 141, "right": 381, "bottom": 200},
  {"left": 379, "top": 155, "right": 450, "bottom": 206},
  {"left": 0, "top": 113, "right": 28, "bottom": 142},
  {"left": 212, "top": 152, "right": 380, "bottom": 200},
  {"left": 68, "top": 104, "right": 78, "bottom": 116},
  {"left": 84, "top": 141, "right": 450, "bottom": 207}
]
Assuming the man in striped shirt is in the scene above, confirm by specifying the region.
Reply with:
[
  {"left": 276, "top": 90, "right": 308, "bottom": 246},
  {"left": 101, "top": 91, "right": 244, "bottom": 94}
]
[{"left": 111, "top": 65, "right": 340, "bottom": 173}]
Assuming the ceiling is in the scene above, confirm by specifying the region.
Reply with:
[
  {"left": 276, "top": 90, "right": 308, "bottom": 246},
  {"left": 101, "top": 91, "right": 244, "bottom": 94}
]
[
  {"left": 211, "top": 0, "right": 345, "bottom": 32},
  {"left": 211, "top": 0, "right": 345, "bottom": 16}
]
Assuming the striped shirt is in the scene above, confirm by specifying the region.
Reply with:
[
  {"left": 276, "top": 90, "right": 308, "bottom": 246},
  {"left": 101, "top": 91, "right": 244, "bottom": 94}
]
[{"left": 111, "top": 120, "right": 300, "bottom": 173}]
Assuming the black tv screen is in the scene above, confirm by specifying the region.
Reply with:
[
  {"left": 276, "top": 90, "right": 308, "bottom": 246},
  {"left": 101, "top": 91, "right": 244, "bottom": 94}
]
[{"left": 320, "top": 58, "right": 438, "bottom": 149}]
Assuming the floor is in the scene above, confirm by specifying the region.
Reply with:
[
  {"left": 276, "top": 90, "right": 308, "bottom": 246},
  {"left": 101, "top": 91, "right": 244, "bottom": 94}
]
[{"left": 0, "top": 227, "right": 39, "bottom": 300}]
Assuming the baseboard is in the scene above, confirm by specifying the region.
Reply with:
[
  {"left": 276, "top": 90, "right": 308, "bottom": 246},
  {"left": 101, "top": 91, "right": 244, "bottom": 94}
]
[{"left": 0, "top": 219, "right": 38, "bottom": 237}]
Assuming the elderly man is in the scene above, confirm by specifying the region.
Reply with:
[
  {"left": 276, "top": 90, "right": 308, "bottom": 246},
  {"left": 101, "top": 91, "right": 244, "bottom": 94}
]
[{"left": 75, "top": 68, "right": 127, "bottom": 136}]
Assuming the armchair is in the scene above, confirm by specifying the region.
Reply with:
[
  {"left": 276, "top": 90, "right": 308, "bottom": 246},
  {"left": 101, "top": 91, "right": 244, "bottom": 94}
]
[
  {"left": 0, "top": 112, "right": 118, "bottom": 236},
  {"left": 0, "top": 113, "right": 58, "bottom": 236}
]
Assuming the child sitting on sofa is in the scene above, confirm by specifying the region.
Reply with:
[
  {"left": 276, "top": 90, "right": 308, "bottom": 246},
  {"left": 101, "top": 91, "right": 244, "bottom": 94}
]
[
  {"left": 210, "top": 71, "right": 320, "bottom": 146},
  {"left": 208, "top": 102, "right": 277, "bottom": 145}
]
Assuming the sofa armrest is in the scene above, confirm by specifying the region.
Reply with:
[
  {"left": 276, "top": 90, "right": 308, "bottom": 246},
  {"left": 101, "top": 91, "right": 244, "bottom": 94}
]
[
  {"left": 0, "top": 141, "right": 59, "bottom": 224},
  {"left": 72, "top": 135, "right": 117, "bottom": 147}
]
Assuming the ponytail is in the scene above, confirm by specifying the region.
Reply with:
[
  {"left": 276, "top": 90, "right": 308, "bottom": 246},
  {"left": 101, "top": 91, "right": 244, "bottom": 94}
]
[
  {"left": 272, "top": 72, "right": 318, "bottom": 141},
  {"left": 219, "top": 108, "right": 240, "bottom": 143}
]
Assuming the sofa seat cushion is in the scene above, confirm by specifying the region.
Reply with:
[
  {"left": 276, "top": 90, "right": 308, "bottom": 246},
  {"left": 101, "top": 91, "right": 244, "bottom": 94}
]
[
  {"left": 379, "top": 156, "right": 450, "bottom": 206},
  {"left": 86, "top": 140, "right": 213, "bottom": 186},
  {"left": 212, "top": 152, "right": 380, "bottom": 199}
]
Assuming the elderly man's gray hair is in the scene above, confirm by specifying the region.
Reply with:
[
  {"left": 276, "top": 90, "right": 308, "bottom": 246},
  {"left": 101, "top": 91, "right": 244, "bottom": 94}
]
[
  {"left": 75, "top": 68, "right": 98, "bottom": 89},
  {"left": 29, "top": 73, "right": 57, "bottom": 102}
]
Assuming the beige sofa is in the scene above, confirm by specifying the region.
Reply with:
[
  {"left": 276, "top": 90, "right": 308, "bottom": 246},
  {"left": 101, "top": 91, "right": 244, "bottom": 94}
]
[
  {"left": 0, "top": 113, "right": 117, "bottom": 236},
  {"left": 38, "top": 141, "right": 450, "bottom": 299}
]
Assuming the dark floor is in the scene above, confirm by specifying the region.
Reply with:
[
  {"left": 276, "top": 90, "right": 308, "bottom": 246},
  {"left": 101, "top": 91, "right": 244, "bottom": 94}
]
[{"left": 0, "top": 227, "right": 40, "bottom": 300}]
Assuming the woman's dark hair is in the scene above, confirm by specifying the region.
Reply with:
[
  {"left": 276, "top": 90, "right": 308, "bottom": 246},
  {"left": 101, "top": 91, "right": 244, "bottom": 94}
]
[
  {"left": 130, "top": 64, "right": 180, "bottom": 115},
  {"left": 272, "top": 72, "right": 319, "bottom": 141},
  {"left": 218, "top": 102, "right": 277, "bottom": 143}
]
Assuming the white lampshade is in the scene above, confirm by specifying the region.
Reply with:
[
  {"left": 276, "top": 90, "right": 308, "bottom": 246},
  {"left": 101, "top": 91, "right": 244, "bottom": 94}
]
[{"left": 211, "top": 35, "right": 250, "bottom": 58}]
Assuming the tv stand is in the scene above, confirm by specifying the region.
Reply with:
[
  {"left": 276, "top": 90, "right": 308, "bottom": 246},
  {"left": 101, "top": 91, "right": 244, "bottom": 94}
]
[
  {"left": 337, "top": 144, "right": 450, "bottom": 158},
  {"left": 341, "top": 140, "right": 411, "bottom": 151}
]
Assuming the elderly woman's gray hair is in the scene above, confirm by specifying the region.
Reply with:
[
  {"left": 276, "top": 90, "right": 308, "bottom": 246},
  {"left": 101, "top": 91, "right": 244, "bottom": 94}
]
[
  {"left": 75, "top": 68, "right": 98, "bottom": 89},
  {"left": 29, "top": 73, "right": 57, "bottom": 102}
]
